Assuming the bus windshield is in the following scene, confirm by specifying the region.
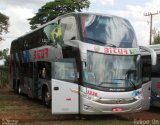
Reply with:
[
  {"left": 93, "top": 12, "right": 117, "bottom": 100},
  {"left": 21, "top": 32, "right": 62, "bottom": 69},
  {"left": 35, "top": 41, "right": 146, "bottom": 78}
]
[
  {"left": 80, "top": 14, "right": 137, "bottom": 48},
  {"left": 83, "top": 51, "right": 140, "bottom": 88}
]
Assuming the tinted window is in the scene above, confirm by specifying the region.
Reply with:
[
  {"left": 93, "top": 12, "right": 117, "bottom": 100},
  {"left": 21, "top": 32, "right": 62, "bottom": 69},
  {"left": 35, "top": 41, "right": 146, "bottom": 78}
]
[
  {"left": 43, "top": 22, "right": 63, "bottom": 46},
  {"left": 80, "top": 14, "right": 137, "bottom": 48},
  {"left": 22, "top": 62, "right": 33, "bottom": 78},
  {"left": 60, "top": 16, "right": 78, "bottom": 41},
  {"left": 141, "top": 56, "right": 151, "bottom": 82},
  {"left": 152, "top": 55, "right": 160, "bottom": 77},
  {"left": 38, "top": 61, "right": 51, "bottom": 80}
]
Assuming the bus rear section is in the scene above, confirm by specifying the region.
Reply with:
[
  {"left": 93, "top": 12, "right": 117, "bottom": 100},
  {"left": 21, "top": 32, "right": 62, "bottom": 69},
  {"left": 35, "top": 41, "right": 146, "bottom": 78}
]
[
  {"left": 148, "top": 45, "right": 160, "bottom": 107},
  {"left": 141, "top": 45, "right": 160, "bottom": 108},
  {"left": 151, "top": 64, "right": 160, "bottom": 107}
]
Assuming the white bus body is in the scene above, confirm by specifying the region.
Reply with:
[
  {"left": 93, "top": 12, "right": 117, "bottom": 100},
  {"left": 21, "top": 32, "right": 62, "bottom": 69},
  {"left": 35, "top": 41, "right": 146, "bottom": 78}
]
[{"left": 9, "top": 12, "right": 156, "bottom": 114}]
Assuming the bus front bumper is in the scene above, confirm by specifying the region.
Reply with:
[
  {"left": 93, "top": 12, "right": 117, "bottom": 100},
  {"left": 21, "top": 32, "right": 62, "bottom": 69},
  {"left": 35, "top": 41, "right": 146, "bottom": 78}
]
[{"left": 80, "top": 97, "right": 142, "bottom": 114}]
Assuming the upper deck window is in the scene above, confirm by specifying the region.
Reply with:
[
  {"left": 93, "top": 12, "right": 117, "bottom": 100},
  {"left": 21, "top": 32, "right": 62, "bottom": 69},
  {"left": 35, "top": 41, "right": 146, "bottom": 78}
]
[
  {"left": 80, "top": 14, "right": 138, "bottom": 48},
  {"left": 60, "top": 16, "right": 78, "bottom": 41}
]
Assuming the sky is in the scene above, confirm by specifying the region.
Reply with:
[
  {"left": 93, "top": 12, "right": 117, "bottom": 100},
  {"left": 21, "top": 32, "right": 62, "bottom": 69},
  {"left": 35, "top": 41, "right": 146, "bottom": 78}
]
[{"left": 1, "top": 0, "right": 160, "bottom": 52}]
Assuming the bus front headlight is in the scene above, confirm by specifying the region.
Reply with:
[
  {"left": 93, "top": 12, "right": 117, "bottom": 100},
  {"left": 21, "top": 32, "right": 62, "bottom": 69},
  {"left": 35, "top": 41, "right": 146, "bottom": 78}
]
[{"left": 81, "top": 92, "right": 100, "bottom": 101}]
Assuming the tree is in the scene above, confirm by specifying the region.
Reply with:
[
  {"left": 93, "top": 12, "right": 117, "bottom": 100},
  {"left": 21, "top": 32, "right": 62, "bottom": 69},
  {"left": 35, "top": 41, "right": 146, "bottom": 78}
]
[
  {"left": 28, "top": 0, "right": 90, "bottom": 29},
  {"left": 0, "top": 12, "right": 9, "bottom": 41},
  {"left": 0, "top": 48, "right": 9, "bottom": 66},
  {"left": 153, "top": 31, "right": 160, "bottom": 45},
  {"left": 4, "top": 54, "right": 10, "bottom": 66}
]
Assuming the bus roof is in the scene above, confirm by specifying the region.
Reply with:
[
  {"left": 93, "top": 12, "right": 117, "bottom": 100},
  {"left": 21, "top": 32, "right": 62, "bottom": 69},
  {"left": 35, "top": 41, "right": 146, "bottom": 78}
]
[{"left": 12, "top": 12, "right": 128, "bottom": 43}]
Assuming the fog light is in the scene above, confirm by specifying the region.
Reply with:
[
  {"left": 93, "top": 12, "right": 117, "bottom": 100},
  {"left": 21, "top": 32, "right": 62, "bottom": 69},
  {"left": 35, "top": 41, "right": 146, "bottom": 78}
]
[
  {"left": 92, "top": 96, "right": 100, "bottom": 101},
  {"left": 84, "top": 105, "right": 89, "bottom": 110},
  {"left": 83, "top": 105, "right": 95, "bottom": 111}
]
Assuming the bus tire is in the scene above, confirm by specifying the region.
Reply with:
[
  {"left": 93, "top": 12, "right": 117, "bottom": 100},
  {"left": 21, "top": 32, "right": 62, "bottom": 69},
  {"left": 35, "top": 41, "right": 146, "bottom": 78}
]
[{"left": 42, "top": 87, "right": 51, "bottom": 108}]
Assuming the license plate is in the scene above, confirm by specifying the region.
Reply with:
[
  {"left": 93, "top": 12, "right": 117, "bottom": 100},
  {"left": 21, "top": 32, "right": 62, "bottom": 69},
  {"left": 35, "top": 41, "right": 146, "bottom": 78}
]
[{"left": 112, "top": 107, "right": 123, "bottom": 112}]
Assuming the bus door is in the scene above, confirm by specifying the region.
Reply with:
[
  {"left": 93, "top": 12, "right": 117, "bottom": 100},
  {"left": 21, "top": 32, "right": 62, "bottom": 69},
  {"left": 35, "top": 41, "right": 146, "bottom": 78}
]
[
  {"left": 51, "top": 59, "right": 79, "bottom": 114},
  {"left": 141, "top": 57, "right": 152, "bottom": 110},
  {"left": 37, "top": 61, "right": 52, "bottom": 100}
]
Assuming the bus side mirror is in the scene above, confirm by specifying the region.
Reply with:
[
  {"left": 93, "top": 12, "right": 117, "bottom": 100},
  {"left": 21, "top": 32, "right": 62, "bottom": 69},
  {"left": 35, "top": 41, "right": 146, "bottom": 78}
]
[{"left": 140, "top": 46, "right": 157, "bottom": 66}]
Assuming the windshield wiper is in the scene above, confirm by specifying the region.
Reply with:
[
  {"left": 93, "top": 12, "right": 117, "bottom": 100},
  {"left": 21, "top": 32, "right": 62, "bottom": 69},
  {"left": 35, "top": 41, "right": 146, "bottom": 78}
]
[
  {"left": 112, "top": 79, "right": 136, "bottom": 90},
  {"left": 86, "top": 38, "right": 117, "bottom": 47},
  {"left": 128, "top": 79, "right": 137, "bottom": 90}
]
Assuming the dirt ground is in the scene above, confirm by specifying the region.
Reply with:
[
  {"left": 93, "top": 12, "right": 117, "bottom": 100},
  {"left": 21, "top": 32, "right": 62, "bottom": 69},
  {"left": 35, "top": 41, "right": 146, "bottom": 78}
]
[{"left": 0, "top": 87, "right": 160, "bottom": 124}]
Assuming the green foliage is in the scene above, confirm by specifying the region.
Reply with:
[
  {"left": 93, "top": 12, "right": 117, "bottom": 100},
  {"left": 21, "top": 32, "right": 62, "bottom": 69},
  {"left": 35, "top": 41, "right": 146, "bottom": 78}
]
[
  {"left": 0, "top": 48, "right": 10, "bottom": 66},
  {"left": 4, "top": 55, "right": 10, "bottom": 66},
  {"left": 153, "top": 32, "right": 160, "bottom": 45},
  {"left": 28, "top": 0, "right": 90, "bottom": 29},
  {"left": 0, "top": 66, "right": 8, "bottom": 88},
  {"left": 0, "top": 12, "right": 9, "bottom": 41}
]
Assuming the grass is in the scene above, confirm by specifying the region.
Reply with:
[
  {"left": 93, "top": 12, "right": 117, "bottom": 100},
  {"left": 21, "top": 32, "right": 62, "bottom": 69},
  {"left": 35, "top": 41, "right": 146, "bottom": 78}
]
[
  {"left": 0, "top": 80, "right": 8, "bottom": 88},
  {"left": 19, "top": 120, "right": 133, "bottom": 125},
  {"left": 0, "top": 88, "right": 160, "bottom": 125},
  {"left": 0, "top": 67, "right": 8, "bottom": 89},
  {"left": 0, "top": 88, "right": 135, "bottom": 125}
]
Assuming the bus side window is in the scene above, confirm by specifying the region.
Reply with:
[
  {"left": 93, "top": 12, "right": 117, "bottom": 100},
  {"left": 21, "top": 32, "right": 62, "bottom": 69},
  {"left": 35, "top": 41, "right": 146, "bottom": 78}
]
[
  {"left": 152, "top": 57, "right": 160, "bottom": 77},
  {"left": 60, "top": 16, "right": 78, "bottom": 41},
  {"left": 142, "top": 62, "right": 151, "bottom": 83},
  {"left": 23, "top": 63, "right": 28, "bottom": 77},
  {"left": 38, "top": 61, "right": 51, "bottom": 80}
]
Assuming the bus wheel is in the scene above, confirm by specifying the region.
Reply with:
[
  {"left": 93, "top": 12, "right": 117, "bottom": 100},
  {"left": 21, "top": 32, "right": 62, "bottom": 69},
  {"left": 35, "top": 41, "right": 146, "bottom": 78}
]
[{"left": 42, "top": 88, "right": 51, "bottom": 108}]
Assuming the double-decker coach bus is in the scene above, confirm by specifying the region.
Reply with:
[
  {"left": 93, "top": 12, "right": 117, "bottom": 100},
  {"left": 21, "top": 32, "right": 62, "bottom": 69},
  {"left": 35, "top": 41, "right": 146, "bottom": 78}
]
[
  {"left": 10, "top": 12, "right": 157, "bottom": 114},
  {"left": 141, "top": 44, "right": 160, "bottom": 108}
]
